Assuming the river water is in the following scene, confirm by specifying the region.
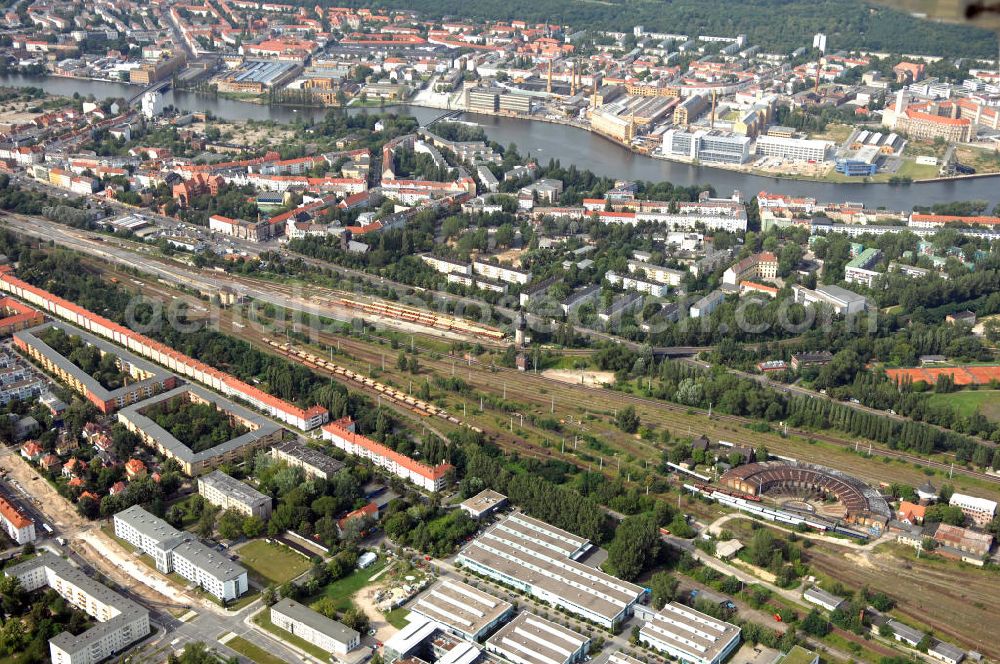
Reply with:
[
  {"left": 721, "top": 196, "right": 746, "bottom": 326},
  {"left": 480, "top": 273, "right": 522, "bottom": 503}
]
[{"left": 4, "top": 73, "right": 999, "bottom": 209}]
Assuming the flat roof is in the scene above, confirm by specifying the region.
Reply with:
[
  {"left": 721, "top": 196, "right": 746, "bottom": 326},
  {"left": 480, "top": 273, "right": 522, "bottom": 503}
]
[
  {"left": 272, "top": 597, "right": 359, "bottom": 647},
  {"left": 486, "top": 612, "right": 589, "bottom": 664},
  {"left": 271, "top": 439, "right": 345, "bottom": 477},
  {"left": 385, "top": 614, "right": 440, "bottom": 655},
  {"left": 14, "top": 321, "right": 176, "bottom": 403},
  {"left": 5, "top": 553, "right": 148, "bottom": 652},
  {"left": 887, "top": 620, "right": 925, "bottom": 644},
  {"left": 460, "top": 489, "right": 508, "bottom": 516},
  {"left": 198, "top": 470, "right": 270, "bottom": 509},
  {"left": 640, "top": 602, "right": 741, "bottom": 663},
  {"left": 457, "top": 513, "right": 644, "bottom": 623},
  {"left": 410, "top": 578, "right": 512, "bottom": 637},
  {"left": 781, "top": 645, "right": 818, "bottom": 664},
  {"left": 114, "top": 504, "right": 194, "bottom": 551},
  {"left": 117, "top": 385, "right": 281, "bottom": 465},
  {"left": 171, "top": 538, "right": 247, "bottom": 583}
]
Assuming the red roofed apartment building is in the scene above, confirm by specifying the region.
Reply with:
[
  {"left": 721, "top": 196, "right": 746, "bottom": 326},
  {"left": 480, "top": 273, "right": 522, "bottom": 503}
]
[
  {"left": 0, "top": 268, "right": 328, "bottom": 431},
  {"left": 0, "top": 298, "right": 43, "bottom": 336},
  {"left": 321, "top": 418, "right": 452, "bottom": 492},
  {"left": 0, "top": 495, "right": 35, "bottom": 544}
]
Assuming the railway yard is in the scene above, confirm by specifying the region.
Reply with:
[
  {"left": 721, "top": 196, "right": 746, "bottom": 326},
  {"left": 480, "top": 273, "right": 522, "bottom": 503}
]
[{"left": 4, "top": 222, "right": 1000, "bottom": 663}]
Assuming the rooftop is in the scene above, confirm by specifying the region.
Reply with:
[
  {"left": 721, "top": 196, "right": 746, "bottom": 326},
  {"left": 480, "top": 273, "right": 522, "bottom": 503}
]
[
  {"left": 410, "top": 578, "right": 512, "bottom": 638},
  {"left": 640, "top": 602, "right": 741, "bottom": 663},
  {"left": 198, "top": 470, "right": 270, "bottom": 509},
  {"left": 272, "top": 597, "right": 360, "bottom": 646},
  {"left": 486, "top": 612, "right": 589, "bottom": 664},
  {"left": 459, "top": 489, "right": 508, "bottom": 516}
]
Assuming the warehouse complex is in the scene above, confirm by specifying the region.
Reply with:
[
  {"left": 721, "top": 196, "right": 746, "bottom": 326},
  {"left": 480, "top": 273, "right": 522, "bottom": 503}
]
[
  {"left": 13, "top": 322, "right": 179, "bottom": 414},
  {"left": 639, "top": 602, "right": 741, "bottom": 664},
  {"left": 5, "top": 553, "right": 150, "bottom": 664},
  {"left": 117, "top": 385, "right": 283, "bottom": 475},
  {"left": 113, "top": 505, "right": 248, "bottom": 601},
  {"left": 456, "top": 512, "right": 646, "bottom": 628},
  {"left": 410, "top": 579, "right": 514, "bottom": 642},
  {"left": 485, "top": 612, "right": 590, "bottom": 664}
]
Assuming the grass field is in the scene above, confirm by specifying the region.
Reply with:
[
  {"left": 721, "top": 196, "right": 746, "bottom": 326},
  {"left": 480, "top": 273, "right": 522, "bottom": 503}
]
[
  {"left": 385, "top": 607, "right": 410, "bottom": 629},
  {"left": 236, "top": 540, "right": 311, "bottom": 586},
  {"left": 225, "top": 636, "right": 288, "bottom": 664},
  {"left": 307, "top": 556, "right": 388, "bottom": 613},
  {"left": 928, "top": 390, "right": 1000, "bottom": 421}
]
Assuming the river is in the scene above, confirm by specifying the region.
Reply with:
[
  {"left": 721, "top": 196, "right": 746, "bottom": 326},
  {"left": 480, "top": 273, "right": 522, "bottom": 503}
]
[{"left": 4, "top": 72, "right": 999, "bottom": 209}]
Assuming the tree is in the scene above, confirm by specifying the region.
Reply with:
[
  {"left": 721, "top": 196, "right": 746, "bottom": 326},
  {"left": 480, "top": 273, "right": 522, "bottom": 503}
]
[
  {"left": 648, "top": 572, "right": 678, "bottom": 609},
  {"left": 615, "top": 406, "right": 640, "bottom": 434},
  {"left": 606, "top": 514, "right": 661, "bottom": 581},
  {"left": 342, "top": 606, "right": 370, "bottom": 634},
  {"left": 217, "top": 509, "right": 244, "bottom": 541},
  {"left": 801, "top": 609, "right": 831, "bottom": 637},
  {"left": 243, "top": 515, "right": 265, "bottom": 538}
]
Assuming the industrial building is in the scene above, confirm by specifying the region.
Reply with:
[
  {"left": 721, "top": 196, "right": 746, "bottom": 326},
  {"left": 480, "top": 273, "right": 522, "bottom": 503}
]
[
  {"left": 661, "top": 129, "right": 751, "bottom": 164},
  {"left": 113, "top": 505, "right": 248, "bottom": 601},
  {"left": 791, "top": 284, "right": 867, "bottom": 316},
  {"left": 271, "top": 598, "right": 367, "bottom": 660},
  {"left": 639, "top": 602, "right": 741, "bottom": 664},
  {"left": 485, "top": 612, "right": 590, "bottom": 664},
  {"left": 197, "top": 470, "right": 272, "bottom": 521},
  {"left": 460, "top": 489, "right": 509, "bottom": 520},
  {"left": 410, "top": 578, "right": 514, "bottom": 641},
  {"left": 117, "top": 385, "right": 283, "bottom": 476},
  {"left": 456, "top": 512, "right": 645, "bottom": 628},
  {"left": 12, "top": 322, "right": 179, "bottom": 414},
  {"left": 949, "top": 493, "right": 998, "bottom": 526},
  {"left": 5, "top": 553, "right": 150, "bottom": 664},
  {"left": 217, "top": 60, "right": 301, "bottom": 94},
  {"left": 755, "top": 135, "right": 829, "bottom": 162}
]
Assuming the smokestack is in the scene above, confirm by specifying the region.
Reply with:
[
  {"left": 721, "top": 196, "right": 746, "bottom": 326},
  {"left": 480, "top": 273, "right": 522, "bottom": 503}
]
[
  {"left": 547, "top": 60, "right": 553, "bottom": 94},
  {"left": 592, "top": 77, "right": 598, "bottom": 108},
  {"left": 710, "top": 90, "right": 716, "bottom": 129},
  {"left": 814, "top": 71, "right": 820, "bottom": 94},
  {"left": 570, "top": 61, "right": 576, "bottom": 96}
]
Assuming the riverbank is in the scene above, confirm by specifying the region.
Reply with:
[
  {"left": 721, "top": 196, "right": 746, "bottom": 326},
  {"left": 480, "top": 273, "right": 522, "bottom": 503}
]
[{"left": 4, "top": 71, "right": 1000, "bottom": 208}]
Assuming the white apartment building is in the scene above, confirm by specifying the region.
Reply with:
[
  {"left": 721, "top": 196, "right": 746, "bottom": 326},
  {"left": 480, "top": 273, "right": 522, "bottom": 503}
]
[
  {"left": 271, "top": 598, "right": 365, "bottom": 657},
  {"left": 639, "top": 602, "right": 741, "bottom": 664},
  {"left": 0, "top": 495, "right": 35, "bottom": 544},
  {"left": 472, "top": 261, "right": 532, "bottom": 285},
  {"left": 113, "top": 505, "right": 248, "bottom": 601},
  {"left": 756, "top": 135, "right": 830, "bottom": 162},
  {"left": 421, "top": 255, "right": 473, "bottom": 276},
  {"left": 628, "top": 260, "right": 685, "bottom": 286},
  {"left": 606, "top": 272, "right": 670, "bottom": 297},
  {"left": 5, "top": 554, "right": 150, "bottom": 664},
  {"left": 197, "top": 470, "right": 272, "bottom": 521}
]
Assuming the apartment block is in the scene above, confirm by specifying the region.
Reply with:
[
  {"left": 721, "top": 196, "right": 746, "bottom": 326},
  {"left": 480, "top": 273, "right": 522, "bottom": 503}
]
[
  {"left": 5, "top": 554, "right": 150, "bottom": 664},
  {"left": 197, "top": 470, "right": 272, "bottom": 521},
  {"left": 113, "top": 505, "right": 247, "bottom": 601}
]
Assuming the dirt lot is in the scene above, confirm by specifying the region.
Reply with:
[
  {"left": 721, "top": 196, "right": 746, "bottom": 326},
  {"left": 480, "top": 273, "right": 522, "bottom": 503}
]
[
  {"left": 806, "top": 541, "right": 1000, "bottom": 658},
  {"left": 541, "top": 368, "right": 615, "bottom": 387},
  {"left": 0, "top": 450, "right": 187, "bottom": 612}
]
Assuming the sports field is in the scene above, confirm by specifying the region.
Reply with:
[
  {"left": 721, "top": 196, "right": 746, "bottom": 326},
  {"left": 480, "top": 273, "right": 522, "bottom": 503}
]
[
  {"left": 928, "top": 390, "right": 1000, "bottom": 421},
  {"left": 236, "top": 540, "right": 311, "bottom": 585}
]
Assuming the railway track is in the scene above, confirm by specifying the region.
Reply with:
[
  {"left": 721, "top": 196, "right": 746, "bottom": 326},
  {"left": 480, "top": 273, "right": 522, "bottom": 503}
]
[{"left": 87, "top": 258, "right": 1000, "bottom": 491}]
